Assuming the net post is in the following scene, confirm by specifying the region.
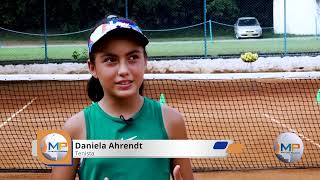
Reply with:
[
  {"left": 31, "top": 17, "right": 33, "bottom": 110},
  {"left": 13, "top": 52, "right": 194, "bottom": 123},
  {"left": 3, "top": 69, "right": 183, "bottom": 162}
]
[
  {"left": 43, "top": 0, "right": 48, "bottom": 64},
  {"left": 316, "top": 16, "right": 319, "bottom": 40},
  {"left": 125, "top": 0, "right": 128, "bottom": 18},
  {"left": 283, "top": 0, "right": 287, "bottom": 56},
  {"left": 209, "top": 19, "right": 213, "bottom": 43},
  {"left": 203, "top": 0, "right": 208, "bottom": 58}
]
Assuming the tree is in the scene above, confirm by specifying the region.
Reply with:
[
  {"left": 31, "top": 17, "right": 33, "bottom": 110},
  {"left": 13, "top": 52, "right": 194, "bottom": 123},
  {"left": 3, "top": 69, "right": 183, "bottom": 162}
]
[
  {"left": 207, "top": 0, "right": 240, "bottom": 24},
  {"left": 235, "top": 0, "right": 273, "bottom": 26},
  {"left": 0, "top": 0, "right": 274, "bottom": 33}
]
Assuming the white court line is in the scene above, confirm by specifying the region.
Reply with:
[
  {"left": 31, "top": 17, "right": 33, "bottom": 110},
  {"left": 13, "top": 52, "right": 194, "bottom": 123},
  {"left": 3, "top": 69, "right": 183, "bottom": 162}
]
[
  {"left": 263, "top": 113, "right": 320, "bottom": 149},
  {"left": 0, "top": 97, "right": 37, "bottom": 128}
]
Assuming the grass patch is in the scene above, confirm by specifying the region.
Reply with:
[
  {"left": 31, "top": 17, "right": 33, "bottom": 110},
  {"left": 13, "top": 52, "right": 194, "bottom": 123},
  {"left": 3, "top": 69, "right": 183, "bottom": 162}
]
[
  {"left": 148, "top": 38, "right": 320, "bottom": 56},
  {"left": 0, "top": 46, "right": 87, "bottom": 61},
  {"left": 1, "top": 37, "right": 319, "bottom": 62}
]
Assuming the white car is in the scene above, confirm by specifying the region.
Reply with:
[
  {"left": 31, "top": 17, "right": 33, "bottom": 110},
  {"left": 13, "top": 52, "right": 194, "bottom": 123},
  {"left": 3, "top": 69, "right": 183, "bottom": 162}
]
[{"left": 234, "top": 17, "right": 262, "bottom": 39}]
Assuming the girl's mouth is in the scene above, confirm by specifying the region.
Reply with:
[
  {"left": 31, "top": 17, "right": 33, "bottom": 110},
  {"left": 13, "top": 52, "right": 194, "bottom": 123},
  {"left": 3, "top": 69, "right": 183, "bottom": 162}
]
[{"left": 116, "top": 80, "right": 133, "bottom": 90}]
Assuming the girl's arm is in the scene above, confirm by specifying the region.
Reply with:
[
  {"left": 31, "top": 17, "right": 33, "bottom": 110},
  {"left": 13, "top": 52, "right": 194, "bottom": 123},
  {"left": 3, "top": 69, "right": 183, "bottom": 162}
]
[
  {"left": 162, "top": 106, "right": 195, "bottom": 180},
  {"left": 51, "top": 158, "right": 80, "bottom": 180},
  {"left": 51, "top": 112, "right": 85, "bottom": 180}
]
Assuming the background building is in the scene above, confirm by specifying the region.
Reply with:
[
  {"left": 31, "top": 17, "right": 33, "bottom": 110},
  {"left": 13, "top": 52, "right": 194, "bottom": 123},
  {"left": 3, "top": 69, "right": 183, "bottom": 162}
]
[{"left": 274, "top": 0, "right": 320, "bottom": 35}]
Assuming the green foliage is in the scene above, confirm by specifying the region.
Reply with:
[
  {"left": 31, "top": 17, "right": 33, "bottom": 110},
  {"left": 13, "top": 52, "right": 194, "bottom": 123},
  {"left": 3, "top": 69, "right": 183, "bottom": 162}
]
[
  {"left": 72, "top": 50, "right": 81, "bottom": 60},
  {"left": 72, "top": 49, "right": 88, "bottom": 60},
  {"left": 0, "top": 0, "right": 273, "bottom": 32},
  {"left": 81, "top": 49, "right": 88, "bottom": 59},
  {"left": 235, "top": 0, "right": 273, "bottom": 26},
  {"left": 207, "top": 0, "right": 240, "bottom": 24}
]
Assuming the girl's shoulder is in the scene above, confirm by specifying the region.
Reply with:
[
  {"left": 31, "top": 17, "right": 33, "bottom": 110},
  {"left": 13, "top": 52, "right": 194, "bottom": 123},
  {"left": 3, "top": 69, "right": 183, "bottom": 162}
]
[
  {"left": 63, "top": 103, "right": 97, "bottom": 140},
  {"left": 63, "top": 111, "right": 86, "bottom": 140},
  {"left": 161, "top": 105, "right": 188, "bottom": 140}
]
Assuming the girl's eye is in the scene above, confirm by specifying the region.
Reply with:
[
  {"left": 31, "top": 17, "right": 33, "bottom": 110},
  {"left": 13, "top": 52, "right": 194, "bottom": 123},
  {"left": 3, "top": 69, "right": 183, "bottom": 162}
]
[
  {"left": 104, "top": 57, "right": 117, "bottom": 64},
  {"left": 129, "top": 55, "right": 139, "bottom": 61}
]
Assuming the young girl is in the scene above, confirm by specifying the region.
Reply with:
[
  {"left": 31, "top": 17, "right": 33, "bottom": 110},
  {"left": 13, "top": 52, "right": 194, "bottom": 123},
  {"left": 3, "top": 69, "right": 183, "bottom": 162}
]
[{"left": 51, "top": 16, "right": 194, "bottom": 180}]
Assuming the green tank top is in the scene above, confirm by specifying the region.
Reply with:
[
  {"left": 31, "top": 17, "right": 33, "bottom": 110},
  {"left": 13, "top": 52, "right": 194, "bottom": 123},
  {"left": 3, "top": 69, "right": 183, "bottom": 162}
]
[{"left": 78, "top": 96, "right": 170, "bottom": 180}]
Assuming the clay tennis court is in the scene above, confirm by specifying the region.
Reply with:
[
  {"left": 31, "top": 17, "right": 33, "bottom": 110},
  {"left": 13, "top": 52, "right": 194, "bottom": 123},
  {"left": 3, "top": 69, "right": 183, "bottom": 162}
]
[{"left": 0, "top": 73, "right": 320, "bottom": 179}]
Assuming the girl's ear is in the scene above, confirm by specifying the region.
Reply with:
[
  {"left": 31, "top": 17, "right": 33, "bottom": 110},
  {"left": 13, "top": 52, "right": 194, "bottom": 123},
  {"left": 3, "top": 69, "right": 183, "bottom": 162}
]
[
  {"left": 143, "top": 56, "right": 148, "bottom": 73},
  {"left": 87, "top": 59, "right": 98, "bottom": 78},
  {"left": 143, "top": 50, "right": 148, "bottom": 67},
  {"left": 143, "top": 49, "right": 148, "bottom": 68},
  {"left": 144, "top": 56, "right": 148, "bottom": 67}
]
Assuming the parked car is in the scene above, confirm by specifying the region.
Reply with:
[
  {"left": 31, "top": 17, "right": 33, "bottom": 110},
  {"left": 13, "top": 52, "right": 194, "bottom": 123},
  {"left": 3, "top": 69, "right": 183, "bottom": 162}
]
[{"left": 234, "top": 17, "right": 262, "bottom": 39}]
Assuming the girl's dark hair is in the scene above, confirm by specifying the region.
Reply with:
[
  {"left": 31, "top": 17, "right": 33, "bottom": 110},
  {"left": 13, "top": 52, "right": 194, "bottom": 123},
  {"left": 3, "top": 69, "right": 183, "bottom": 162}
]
[
  {"left": 87, "top": 76, "right": 104, "bottom": 102},
  {"left": 87, "top": 24, "right": 147, "bottom": 102},
  {"left": 87, "top": 77, "right": 145, "bottom": 103}
]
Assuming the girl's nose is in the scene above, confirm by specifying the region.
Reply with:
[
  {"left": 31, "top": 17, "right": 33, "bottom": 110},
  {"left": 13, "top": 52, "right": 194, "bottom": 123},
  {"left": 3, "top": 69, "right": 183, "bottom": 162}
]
[{"left": 117, "top": 60, "right": 129, "bottom": 76}]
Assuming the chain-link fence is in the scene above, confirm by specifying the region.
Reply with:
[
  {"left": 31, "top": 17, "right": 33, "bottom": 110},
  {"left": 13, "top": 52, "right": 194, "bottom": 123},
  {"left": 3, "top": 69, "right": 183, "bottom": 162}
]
[{"left": 0, "top": 0, "right": 319, "bottom": 64}]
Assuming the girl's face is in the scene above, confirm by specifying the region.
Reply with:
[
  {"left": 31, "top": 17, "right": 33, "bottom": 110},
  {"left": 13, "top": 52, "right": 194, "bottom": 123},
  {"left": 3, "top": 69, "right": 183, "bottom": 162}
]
[{"left": 89, "top": 37, "right": 147, "bottom": 99}]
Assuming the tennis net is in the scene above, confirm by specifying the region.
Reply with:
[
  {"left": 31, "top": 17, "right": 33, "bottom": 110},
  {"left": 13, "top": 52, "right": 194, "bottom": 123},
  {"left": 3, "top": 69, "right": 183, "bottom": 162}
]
[{"left": 0, "top": 72, "right": 320, "bottom": 172}]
